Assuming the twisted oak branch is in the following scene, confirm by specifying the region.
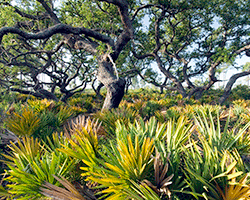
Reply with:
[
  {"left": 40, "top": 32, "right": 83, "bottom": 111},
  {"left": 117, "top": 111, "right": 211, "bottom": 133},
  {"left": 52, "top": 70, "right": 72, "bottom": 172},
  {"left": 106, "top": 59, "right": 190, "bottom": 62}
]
[{"left": 0, "top": 23, "right": 114, "bottom": 47}]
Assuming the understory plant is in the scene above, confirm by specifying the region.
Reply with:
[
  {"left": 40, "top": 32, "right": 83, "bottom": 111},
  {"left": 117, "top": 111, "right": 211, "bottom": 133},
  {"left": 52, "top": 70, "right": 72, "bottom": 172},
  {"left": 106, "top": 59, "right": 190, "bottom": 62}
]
[
  {"left": 184, "top": 140, "right": 249, "bottom": 199},
  {"left": 115, "top": 116, "right": 192, "bottom": 194},
  {"left": 65, "top": 133, "right": 155, "bottom": 199},
  {"left": 95, "top": 107, "right": 138, "bottom": 136},
  {"left": 182, "top": 108, "right": 250, "bottom": 199},
  {"left": 2, "top": 103, "right": 250, "bottom": 200},
  {"left": 193, "top": 109, "right": 250, "bottom": 156},
  {"left": 59, "top": 116, "right": 193, "bottom": 199},
  {"left": 1, "top": 134, "right": 78, "bottom": 199},
  {"left": 5, "top": 107, "right": 40, "bottom": 136},
  {"left": 4, "top": 100, "right": 76, "bottom": 139},
  {"left": 40, "top": 175, "right": 96, "bottom": 200},
  {"left": 142, "top": 151, "right": 174, "bottom": 199}
]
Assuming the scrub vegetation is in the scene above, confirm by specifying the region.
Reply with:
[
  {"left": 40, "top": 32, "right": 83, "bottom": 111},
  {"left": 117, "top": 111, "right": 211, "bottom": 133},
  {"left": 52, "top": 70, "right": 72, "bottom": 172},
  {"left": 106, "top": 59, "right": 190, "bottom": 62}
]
[{"left": 1, "top": 89, "right": 250, "bottom": 199}]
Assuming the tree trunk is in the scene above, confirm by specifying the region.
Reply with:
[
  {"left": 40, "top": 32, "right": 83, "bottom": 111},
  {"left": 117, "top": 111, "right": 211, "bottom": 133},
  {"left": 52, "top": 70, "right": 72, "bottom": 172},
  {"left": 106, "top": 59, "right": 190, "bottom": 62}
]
[
  {"left": 194, "top": 90, "right": 203, "bottom": 100},
  {"left": 187, "top": 86, "right": 205, "bottom": 100},
  {"left": 91, "top": 79, "right": 104, "bottom": 99},
  {"left": 97, "top": 54, "right": 126, "bottom": 111},
  {"left": 160, "top": 87, "right": 164, "bottom": 94},
  {"left": 60, "top": 92, "right": 74, "bottom": 102},
  {"left": 124, "top": 78, "right": 131, "bottom": 94},
  {"left": 96, "top": 82, "right": 104, "bottom": 99},
  {"left": 179, "top": 89, "right": 187, "bottom": 98},
  {"left": 219, "top": 71, "right": 250, "bottom": 104},
  {"left": 37, "top": 89, "right": 59, "bottom": 101},
  {"left": 102, "top": 78, "right": 125, "bottom": 111},
  {"left": 219, "top": 88, "right": 231, "bottom": 105}
]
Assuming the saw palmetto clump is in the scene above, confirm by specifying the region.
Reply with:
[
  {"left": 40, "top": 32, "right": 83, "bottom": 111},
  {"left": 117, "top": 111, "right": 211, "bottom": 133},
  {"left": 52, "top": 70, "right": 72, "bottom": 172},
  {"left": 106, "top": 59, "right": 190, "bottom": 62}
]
[
  {"left": 65, "top": 115, "right": 105, "bottom": 138},
  {"left": 143, "top": 151, "right": 174, "bottom": 199},
  {"left": 40, "top": 175, "right": 97, "bottom": 200}
]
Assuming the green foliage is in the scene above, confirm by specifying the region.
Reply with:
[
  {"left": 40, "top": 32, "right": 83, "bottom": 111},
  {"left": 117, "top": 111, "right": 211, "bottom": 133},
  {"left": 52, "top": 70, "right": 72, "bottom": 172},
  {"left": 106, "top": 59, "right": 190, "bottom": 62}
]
[
  {"left": 2, "top": 134, "right": 77, "bottom": 199},
  {"left": 155, "top": 108, "right": 182, "bottom": 122},
  {"left": 183, "top": 141, "right": 247, "bottom": 199},
  {"left": 112, "top": 116, "right": 191, "bottom": 196},
  {"left": 95, "top": 107, "right": 138, "bottom": 136},
  {"left": 68, "top": 96, "right": 97, "bottom": 113},
  {"left": 115, "top": 116, "right": 192, "bottom": 154},
  {"left": 123, "top": 180, "right": 161, "bottom": 200},
  {"left": 142, "top": 101, "right": 163, "bottom": 119},
  {"left": 5, "top": 107, "right": 40, "bottom": 136},
  {"left": 56, "top": 106, "right": 75, "bottom": 126},
  {"left": 193, "top": 109, "right": 250, "bottom": 155},
  {"left": 82, "top": 134, "right": 155, "bottom": 199},
  {"left": 153, "top": 116, "right": 192, "bottom": 193},
  {"left": 59, "top": 124, "right": 99, "bottom": 164},
  {"left": 61, "top": 0, "right": 121, "bottom": 31},
  {"left": 3, "top": 90, "right": 250, "bottom": 199},
  {"left": 27, "top": 99, "right": 56, "bottom": 113},
  {"left": 4, "top": 99, "right": 76, "bottom": 139},
  {"left": 231, "top": 85, "right": 250, "bottom": 101},
  {"left": 59, "top": 115, "right": 159, "bottom": 199},
  {"left": 216, "top": 170, "right": 250, "bottom": 200}
]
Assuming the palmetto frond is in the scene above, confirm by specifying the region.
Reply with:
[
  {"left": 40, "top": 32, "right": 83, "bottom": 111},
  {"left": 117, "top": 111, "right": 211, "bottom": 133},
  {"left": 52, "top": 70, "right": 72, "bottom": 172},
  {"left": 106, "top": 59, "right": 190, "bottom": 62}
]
[
  {"left": 40, "top": 175, "right": 96, "bottom": 200},
  {"left": 65, "top": 115, "right": 103, "bottom": 136},
  {"left": 143, "top": 151, "right": 173, "bottom": 198},
  {"left": 5, "top": 107, "right": 40, "bottom": 136},
  {"left": 214, "top": 163, "right": 250, "bottom": 200}
]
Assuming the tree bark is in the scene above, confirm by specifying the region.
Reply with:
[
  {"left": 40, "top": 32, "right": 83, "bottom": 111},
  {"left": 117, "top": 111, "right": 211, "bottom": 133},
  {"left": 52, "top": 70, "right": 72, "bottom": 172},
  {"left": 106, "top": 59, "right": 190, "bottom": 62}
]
[
  {"left": 194, "top": 90, "right": 203, "bottom": 100},
  {"left": 10, "top": 88, "right": 58, "bottom": 101},
  {"left": 96, "top": 82, "right": 104, "bottom": 99},
  {"left": 187, "top": 87, "right": 204, "bottom": 99},
  {"left": 102, "top": 78, "right": 125, "bottom": 111},
  {"left": 91, "top": 79, "right": 104, "bottom": 99},
  {"left": 160, "top": 87, "right": 164, "bottom": 94},
  {"left": 97, "top": 54, "right": 126, "bottom": 110},
  {"left": 219, "top": 71, "right": 250, "bottom": 104},
  {"left": 60, "top": 92, "right": 74, "bottom": 102}
]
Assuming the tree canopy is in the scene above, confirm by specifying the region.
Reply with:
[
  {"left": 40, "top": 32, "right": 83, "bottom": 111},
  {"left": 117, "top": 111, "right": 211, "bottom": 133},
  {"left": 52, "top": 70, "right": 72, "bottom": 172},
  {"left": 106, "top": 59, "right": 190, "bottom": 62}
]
[
  {"left": 132, "top": 0, "right": 250, "bottom": 99},
  {"left": 0, "top": 0, "right": 249, "bottom": 108}
]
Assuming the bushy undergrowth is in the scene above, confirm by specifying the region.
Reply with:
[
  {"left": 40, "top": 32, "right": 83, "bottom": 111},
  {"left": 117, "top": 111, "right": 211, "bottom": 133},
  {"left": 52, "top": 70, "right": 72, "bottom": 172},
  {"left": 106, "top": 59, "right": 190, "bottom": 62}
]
[
  {"left": 2, "top": 99, "right": 81, "bottom": 140},
  {"left": 0, "top": 133, "right": 80, "bottom": 199},
  {"left": 1, "top": 89, "right": 250, "bottom": 199}
]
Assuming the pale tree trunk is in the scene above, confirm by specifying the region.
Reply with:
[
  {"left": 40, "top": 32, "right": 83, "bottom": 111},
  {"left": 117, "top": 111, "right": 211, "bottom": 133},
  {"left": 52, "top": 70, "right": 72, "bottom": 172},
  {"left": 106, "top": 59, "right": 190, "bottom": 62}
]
[
  {"left": 97, "top": 54, "right": 126, "bottom": 111},
  {"left": 0, "top": 0, "right": 133, "bottom": 111},
  {"left": 219, "top": 71, "right": 250, "bottom": 104},
  {"left": 102, "top": 78, "right": 125, "bottom": 110}
]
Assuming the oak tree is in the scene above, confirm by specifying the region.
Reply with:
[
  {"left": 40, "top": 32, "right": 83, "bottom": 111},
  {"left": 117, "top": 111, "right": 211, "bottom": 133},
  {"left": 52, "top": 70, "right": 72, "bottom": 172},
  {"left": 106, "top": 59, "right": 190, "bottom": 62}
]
[
  {"left": 0, "top": 0, "right": 134, "bottom": 110},
  {"left": 1, "top": 0, "right": 249, "bottom": 108},
  {"left": 132, "top": 0, "right": 250, "bottom": 100}
]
